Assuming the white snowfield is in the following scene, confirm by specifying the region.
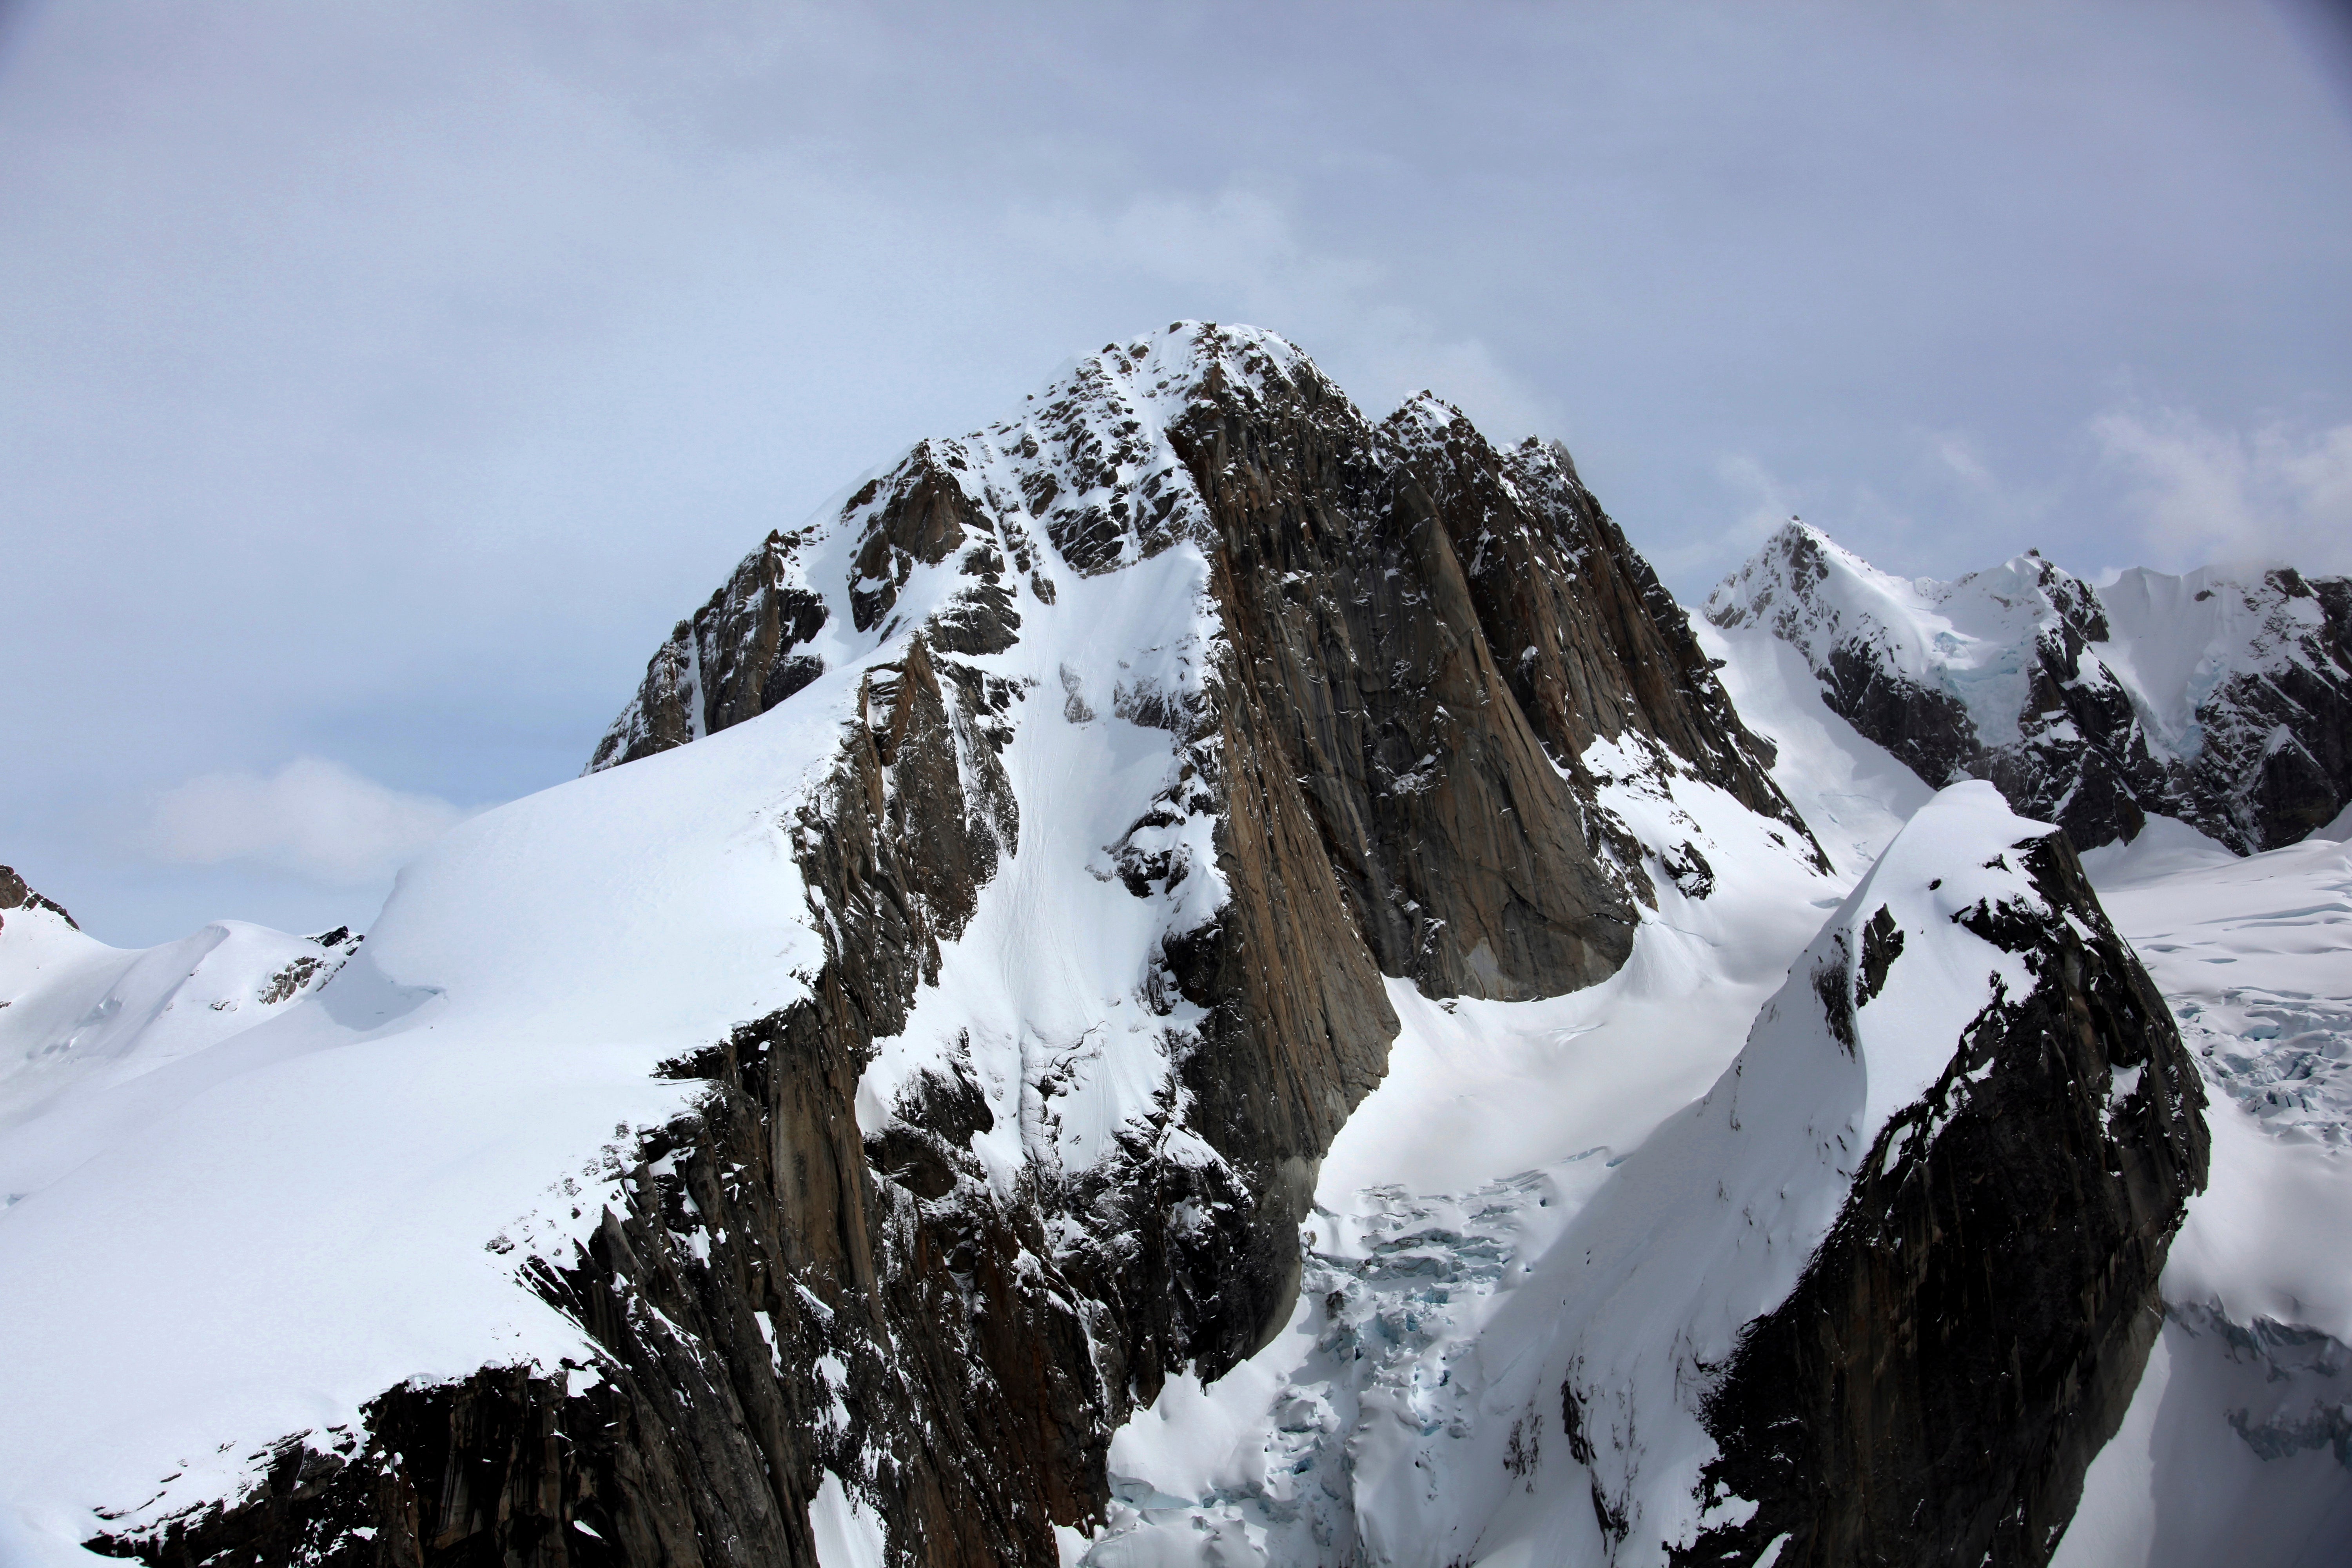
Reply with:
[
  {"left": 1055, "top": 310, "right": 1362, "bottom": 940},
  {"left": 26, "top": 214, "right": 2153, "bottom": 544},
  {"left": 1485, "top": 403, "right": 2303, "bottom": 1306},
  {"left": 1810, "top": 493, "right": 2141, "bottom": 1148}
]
[
  {"left": 2056, "top": 808, "right": 2352, "bottom": 1567},
  {"left": 2, "top": 347, "right": 2347, "bottom": 1566},
  {"left": 0, "top": 686, "right": 862, "bottom": 1562}
]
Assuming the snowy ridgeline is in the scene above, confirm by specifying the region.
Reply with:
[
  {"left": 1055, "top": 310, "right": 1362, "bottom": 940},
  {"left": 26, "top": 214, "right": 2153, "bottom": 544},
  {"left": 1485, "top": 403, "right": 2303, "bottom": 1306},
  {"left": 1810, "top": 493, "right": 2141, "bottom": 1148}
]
[
  {"left": 1706, "top": 520, "right": 2352, "bottom": 855},
  {"left": 1, "top": 325, "right": 2348, "bottom": 1568}
]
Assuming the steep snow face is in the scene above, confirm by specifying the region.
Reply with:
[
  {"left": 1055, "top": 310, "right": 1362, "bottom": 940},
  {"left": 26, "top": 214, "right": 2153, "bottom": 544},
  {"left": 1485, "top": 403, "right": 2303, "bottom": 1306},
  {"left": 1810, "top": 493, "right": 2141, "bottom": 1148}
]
[
  {"left": 2057, "top": 1305, "right": 2352, "bottom": 1568},
  {"left": 853, "top": 541, "right": 1230, "bottom": 1198},
  {"left": 1695, "top": 618, "right": 1931, "bottom": 880},
  {"left": 1706, "top": 521, "right": 2352, "bottom": 852},
  {"left": 2096, "top": 564, "right": 2336, "bottom": 759}
]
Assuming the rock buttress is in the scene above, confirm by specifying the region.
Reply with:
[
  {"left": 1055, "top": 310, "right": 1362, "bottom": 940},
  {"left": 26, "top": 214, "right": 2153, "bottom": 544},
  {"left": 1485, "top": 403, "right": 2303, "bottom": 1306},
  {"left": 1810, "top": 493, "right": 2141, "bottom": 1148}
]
[{"left": 1679, "top": 830, "right": 2209, "bottom": 1568}]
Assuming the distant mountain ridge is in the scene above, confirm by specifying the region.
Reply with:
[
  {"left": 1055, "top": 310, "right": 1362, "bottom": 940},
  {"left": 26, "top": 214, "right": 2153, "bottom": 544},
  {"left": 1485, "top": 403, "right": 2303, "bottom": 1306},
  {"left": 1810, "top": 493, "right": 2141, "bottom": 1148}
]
[{"left": 1706, "top": 521, "right": 2352, "bottom": 853}]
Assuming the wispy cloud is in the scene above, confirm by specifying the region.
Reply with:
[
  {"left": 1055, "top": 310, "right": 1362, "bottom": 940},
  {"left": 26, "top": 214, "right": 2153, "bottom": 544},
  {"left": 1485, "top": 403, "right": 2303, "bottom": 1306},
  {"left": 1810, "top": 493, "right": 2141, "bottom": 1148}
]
[
  {"left": 2091, "top": 407, "right": 2352, "bottom": 572},
  {"left": 1925, "top": 429, "right": 2000, "bottom": 495},
  {"left": 142, "top": 758, "right": 475, "bottom": 885}
]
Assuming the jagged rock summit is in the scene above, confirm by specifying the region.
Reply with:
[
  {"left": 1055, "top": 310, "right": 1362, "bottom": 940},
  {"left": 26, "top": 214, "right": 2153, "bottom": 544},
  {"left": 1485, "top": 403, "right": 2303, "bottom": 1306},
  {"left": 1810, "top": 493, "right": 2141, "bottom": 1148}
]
[
  {"left": 0, "top": 865, "right": 78, "bottom": 932},
  {"left": 0, "top": 328, "right": 2225, "bottom": 1568},
  {"left": 1707, "top": 520, "right": 2352, "bottom": 853},
  {"left": 591, "top": 323, "right": 1808, "bottom": 898},
  {"left": 0, "top": 323, "right": 1831, "bottom": 1568}
]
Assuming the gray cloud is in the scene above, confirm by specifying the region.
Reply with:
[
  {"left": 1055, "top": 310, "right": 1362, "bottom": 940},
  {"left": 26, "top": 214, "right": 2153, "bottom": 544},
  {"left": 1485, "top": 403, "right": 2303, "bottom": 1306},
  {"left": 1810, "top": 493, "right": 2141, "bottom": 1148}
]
[
  {"left": 2, "top": 0, "right": 2347, "bottom": 942},
  {"left": 2091, "top": 408, "right": 2352, "bottom": 574}
]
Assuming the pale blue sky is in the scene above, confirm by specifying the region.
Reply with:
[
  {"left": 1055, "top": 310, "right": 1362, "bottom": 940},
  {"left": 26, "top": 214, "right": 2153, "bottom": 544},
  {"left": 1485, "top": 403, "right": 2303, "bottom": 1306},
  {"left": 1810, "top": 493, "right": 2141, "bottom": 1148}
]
[{"left": 4, "top": 0, "right": 2349, "bottom": 944}]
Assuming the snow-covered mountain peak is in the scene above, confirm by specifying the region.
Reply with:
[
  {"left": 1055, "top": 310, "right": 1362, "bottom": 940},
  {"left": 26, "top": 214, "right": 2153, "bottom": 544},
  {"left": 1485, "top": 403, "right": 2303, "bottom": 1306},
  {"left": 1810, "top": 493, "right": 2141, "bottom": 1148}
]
[
  {"left": 0, "top": 865, "right": 77, "bottom": 934},
  {"left": 20, "top": 325, "right": 2310, "bottom": 1566},
  {"left": 2, "top": 324, "right": 1847, "bottom": 1565},
  {"left": 583, "top": 321, "right": 1353, "bottom": 775},
  {"left": 1378, "top": 388, "right": 1472, "bottom": 446},
  {"left": 1705, "top": 521, "right": 2102, "bottom": 751},
  {"left": 1706, "top": 523, "right": 2352, "bottom": 853}
]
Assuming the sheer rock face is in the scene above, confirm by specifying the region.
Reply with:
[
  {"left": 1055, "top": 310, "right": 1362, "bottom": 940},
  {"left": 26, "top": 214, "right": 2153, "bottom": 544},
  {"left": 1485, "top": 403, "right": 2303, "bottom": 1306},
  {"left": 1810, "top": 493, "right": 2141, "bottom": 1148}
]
[
  {"left": 90, "top": 325, "right": 1817, "bottom": 1568},
  {"left": 1382, "top": 406, "right": 1805, "bottom": 835},
  {"left": 1708, "top": 521, "right": 2352, "bottom": 853},
  {"left": 585, "top": 532, "right": 832, "bottom": 772},
  {"left": 1680, "top": 829, "right": 2208, "bottom": 1568}
]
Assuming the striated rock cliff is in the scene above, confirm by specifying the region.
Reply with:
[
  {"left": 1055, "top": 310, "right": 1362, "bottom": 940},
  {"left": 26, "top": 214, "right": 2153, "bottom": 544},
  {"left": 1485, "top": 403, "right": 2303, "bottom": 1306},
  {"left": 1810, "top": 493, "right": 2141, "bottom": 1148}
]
[
  {"left": 1706, "top": 521, "right": 2352, "bottom": 853},
  {"left": 68, "top": 324, "right": 1815, "bottom": 1568}
]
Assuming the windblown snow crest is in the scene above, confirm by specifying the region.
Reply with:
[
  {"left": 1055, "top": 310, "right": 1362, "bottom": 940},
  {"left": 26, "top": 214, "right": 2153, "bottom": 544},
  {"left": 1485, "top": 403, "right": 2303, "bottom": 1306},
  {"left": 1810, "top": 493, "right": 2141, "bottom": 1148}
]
[{"left": 1707, "top": 521, "right": 2352, "bottom": 853}]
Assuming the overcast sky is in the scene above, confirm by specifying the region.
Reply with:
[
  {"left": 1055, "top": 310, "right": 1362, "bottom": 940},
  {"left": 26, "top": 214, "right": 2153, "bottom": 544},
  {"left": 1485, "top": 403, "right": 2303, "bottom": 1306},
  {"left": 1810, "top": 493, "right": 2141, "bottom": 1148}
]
[{"left": 4, "top": 0, "right": 2350, "bottom": 946}]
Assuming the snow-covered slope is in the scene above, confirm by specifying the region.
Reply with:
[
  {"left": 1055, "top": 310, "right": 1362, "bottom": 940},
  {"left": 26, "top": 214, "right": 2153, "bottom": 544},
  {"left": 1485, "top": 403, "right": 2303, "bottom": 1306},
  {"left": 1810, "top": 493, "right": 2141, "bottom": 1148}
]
[
  {"left": 1, "top": 876, "right": 361, "bottom": 1201},
  {"left": 1089, "top": 759, "right": 1840, "bottom": 1566},
  {"left": 0, "top": 325, "right": 1834, "bottom": 1566},
  {"left": 1706, "top": 521, "right": 2352, "bottom": 853},
  {"left": 2052, "top": 812, "right": 2352, "bottom": 1568},
  {"left": 7, "top": 345, "right": 2317, "bottom": 1566},
  {"left": 1087, "top": 782, "right": 2208, "bottom": 1566},
  {"left": 1077, "top": 760, "right": 1880, "bottom": 1566},
  {"left": 0, "top": 694, "right": 857, "bottom": 1559},
  {"left": 1086, "top": 560, "right": 2348, "bottom": 1568},
  {"left": 1708, "top": 606, "right": 2352, "bottom": 1568}
]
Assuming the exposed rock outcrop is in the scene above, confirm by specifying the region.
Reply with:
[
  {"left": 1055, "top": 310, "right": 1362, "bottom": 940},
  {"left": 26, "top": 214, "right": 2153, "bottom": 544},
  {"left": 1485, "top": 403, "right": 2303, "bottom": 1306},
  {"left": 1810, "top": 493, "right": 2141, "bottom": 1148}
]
[
  {"left": 0, "top": 864, "right": 78, "bottom": 931},
  {"left": 1680, "top": 820, "right": 2208, "bottom": 1566},
  {"left": 586, "top": 531, "right": 833, "bottom": 772},
  {"left": 1708, "top": 521, "right": 2352, "bottom": 853}
]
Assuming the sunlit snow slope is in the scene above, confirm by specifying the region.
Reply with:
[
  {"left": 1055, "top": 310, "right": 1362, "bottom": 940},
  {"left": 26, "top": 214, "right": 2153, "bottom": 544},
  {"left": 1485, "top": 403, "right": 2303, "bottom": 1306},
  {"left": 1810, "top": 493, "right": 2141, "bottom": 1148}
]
[{"left": 0, "top": 694, "right": 857, "bottom": 1560}]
